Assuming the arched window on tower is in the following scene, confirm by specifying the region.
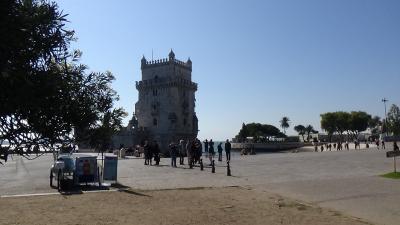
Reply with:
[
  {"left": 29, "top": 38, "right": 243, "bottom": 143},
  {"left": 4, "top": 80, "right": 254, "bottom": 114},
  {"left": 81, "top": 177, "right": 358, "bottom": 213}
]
[{"left": 153, "top": 118, "right": 158, "bottom": 126}]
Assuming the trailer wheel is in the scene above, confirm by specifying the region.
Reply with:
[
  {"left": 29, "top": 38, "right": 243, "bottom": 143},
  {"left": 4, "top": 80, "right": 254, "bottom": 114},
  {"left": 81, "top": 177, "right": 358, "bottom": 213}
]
[{"left": 49, "top": 170, "right": 53, "bottom": 187}]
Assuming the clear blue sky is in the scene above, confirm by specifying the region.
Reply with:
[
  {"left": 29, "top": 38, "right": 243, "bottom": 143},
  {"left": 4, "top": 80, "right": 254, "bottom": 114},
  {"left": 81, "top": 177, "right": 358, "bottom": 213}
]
[{"left": 56, "top": 0, "right": 400, "bottom": 140}]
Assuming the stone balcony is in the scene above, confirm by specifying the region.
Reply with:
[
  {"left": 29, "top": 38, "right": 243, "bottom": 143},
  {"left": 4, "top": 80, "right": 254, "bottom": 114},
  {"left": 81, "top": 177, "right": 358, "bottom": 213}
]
[{"left": 136, "top": 77, "right": 198, "bottom": 91}]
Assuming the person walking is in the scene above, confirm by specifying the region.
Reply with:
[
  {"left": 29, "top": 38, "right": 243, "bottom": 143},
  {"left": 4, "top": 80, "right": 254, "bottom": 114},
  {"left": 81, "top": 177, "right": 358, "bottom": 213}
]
[
  {"left": 382, "top": 140, "right": 386, "bottom": 150},
  {"left": 168, "top": 141, "right": 178, "bottom": 167},
  {"left": 208, "top": 139, "right": 215, "bottom": 165},
  {"left": 225, "top": 139, "right": 231, "bottom": 161},
  {"left": 153, "top": 140, "right": 160, "bottom": 165},
  {"left": 179, "top": 140, "right": 186, "bottom": 165},
  {"left": 217, "top": 143, "right": 223, "bottom": 161},
  {"left": 375, "top": 139, "right": 380, "bottom": 150}
]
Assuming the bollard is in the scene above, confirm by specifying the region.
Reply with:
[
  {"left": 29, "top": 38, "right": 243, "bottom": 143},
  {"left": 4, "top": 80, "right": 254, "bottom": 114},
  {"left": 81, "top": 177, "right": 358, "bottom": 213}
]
[
  {"left": 211, "top": 160, "right": 215, "bottom": 173},
  {"left": 227, "top": 161, "right": 231, "bottom": 176},
  {"left": 200, "top": 159, "right": 204, "bottom": 171}
]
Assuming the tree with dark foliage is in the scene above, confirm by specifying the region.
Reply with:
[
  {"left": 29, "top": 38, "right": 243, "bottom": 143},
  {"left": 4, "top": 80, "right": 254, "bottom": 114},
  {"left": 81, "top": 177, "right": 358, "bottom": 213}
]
[{"left": 0, "top": 0, "right": 125, "bottom": 163}]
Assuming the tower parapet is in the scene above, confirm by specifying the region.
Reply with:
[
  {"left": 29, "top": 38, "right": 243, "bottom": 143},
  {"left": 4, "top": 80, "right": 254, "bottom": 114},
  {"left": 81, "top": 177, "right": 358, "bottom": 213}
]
[{"left": 141, "top": 50, "right": 192, "bottom": 71}]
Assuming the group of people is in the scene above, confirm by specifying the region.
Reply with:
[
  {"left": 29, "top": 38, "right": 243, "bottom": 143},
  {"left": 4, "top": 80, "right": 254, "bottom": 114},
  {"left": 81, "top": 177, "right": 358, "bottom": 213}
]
[
  {"left": 314, "top": 139, "right": 388, "bottom": 152},
  {"left": 203, "top": 139, "right": 231, "bottom": 164},
  {"left": 143, "top": 140, "right": 160, "bottom": 166},
  {"left": 168, "top": 138, "right": 202, "bottom": 168},
  {"left": 141, "top": 138, "right": 232, "bottom": 168}
]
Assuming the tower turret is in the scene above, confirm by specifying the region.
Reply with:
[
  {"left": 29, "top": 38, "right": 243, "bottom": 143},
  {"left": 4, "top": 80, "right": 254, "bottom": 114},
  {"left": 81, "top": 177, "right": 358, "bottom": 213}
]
[
  {"left": 168, "top": 49, "right": 175, "bottom": 61},
  {"left": 141, "top": 55, "right": 147, "bottom": 68},
  {"left": 186, "top": 57, "right": 192, "bottom": 67}
]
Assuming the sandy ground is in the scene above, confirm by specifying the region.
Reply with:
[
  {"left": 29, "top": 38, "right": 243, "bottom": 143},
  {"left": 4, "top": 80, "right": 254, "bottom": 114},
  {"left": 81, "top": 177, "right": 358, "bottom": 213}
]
[{"left": 0, "top": 187, "right": 371, "bottom": 225}]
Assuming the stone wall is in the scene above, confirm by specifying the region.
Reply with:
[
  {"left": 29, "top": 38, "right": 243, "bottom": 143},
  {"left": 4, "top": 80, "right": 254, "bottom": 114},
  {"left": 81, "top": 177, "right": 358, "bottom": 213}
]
[{"left": 231, "top": 142, "right": 305, "bottom": 152}]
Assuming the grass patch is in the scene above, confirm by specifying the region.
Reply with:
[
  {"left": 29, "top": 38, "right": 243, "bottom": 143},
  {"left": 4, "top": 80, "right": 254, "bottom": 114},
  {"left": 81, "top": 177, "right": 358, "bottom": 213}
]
[{"left": 380, "top": 172, "right": 400, "bottom": 179}]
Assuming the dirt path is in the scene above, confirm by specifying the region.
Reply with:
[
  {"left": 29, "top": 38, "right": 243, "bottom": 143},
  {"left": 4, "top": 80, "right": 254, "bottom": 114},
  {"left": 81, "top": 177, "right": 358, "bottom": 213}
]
[{"left": 0, "top": 186, "right": 371, "bottom": 225}]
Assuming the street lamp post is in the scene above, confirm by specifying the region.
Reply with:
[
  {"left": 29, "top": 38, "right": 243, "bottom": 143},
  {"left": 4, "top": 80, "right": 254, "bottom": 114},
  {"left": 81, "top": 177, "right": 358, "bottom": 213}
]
[{"left": 382, "top": 98, "right": 389, "bottom": 137}]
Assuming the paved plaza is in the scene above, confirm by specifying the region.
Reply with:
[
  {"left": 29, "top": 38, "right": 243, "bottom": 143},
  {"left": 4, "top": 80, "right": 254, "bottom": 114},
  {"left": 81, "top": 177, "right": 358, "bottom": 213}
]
[{"left": 1, "top": 146, "right": 399, "bottom": 225}]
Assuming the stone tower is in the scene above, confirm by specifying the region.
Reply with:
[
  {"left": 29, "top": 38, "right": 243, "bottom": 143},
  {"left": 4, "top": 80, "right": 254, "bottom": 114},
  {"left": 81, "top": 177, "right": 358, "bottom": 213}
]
[{"left": 135, "top": 50, "right": 198, "bottom": 152}]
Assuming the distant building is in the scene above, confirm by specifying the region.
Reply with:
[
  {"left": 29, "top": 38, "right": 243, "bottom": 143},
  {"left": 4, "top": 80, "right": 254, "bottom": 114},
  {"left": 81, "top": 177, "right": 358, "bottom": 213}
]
[{"left": 134, "top": 50, "right": 198, "bottom": 152}]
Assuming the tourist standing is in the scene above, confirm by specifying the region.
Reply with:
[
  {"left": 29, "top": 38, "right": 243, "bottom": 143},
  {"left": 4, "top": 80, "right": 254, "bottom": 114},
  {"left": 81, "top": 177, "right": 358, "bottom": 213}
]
[
  {"left": 381, "top": 140, "right": 386, "bottom": 150},
  {"left": 375, "top": 139, "right": 380, "bottom": 150},
  {"left": 179, "top": 140, "right": 186, "bottom": 165},
  {"left": 143, "top": 140, "right": 151, "bottom": 165},
  {"left": 203, "top": 139, "right": 209, "bottom": 158},
  {"left": 1, "top": 147, "right": 8, "bottom": 162},
  {"left": 153, "top": 140, "right": 160, "bottom": 165},
  {"left": 168, "top": 141, "right": 178, "bottom": 167},
  {"left": 190, "top": 140, "right": 196, "bottom": 167},
  {"left": 195, "top": 138, "right": 202, "bottom": 164},
  {"left": 225, "top": 139, "right": 231, "bottom": 161},
  {"left": 208, "top": 139, "right": 215, "bottom": 164},
  {"left": 217, "top": 143, "right": 223, "bottom": 161},
  {"left": 186, "top": 139, "right": 193, "bottom": 168}
]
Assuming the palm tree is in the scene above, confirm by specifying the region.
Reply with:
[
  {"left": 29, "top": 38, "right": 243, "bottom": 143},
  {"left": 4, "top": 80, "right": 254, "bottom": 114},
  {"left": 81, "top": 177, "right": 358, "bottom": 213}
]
[
  {"left": 305, "top": 125, "right": 318, "bottom": 142},
  {"left": 280, "top": 117, "right": 290, "bottom": 134},
  {"left": 294, "top": 125, "right": 306, "bottom": 141}
]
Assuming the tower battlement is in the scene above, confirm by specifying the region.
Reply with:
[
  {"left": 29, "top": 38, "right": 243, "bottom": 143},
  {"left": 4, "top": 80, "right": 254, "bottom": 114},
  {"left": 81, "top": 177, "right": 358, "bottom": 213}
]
[{"left": 141, "top": 50, "right": 192, "bottom": 71}]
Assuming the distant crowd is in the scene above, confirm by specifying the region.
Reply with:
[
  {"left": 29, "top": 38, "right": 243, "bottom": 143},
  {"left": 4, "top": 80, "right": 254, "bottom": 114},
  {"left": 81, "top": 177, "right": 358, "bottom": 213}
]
[
  {"left": 313, "top": 139, "right": 399, "bottom": 152},
  {"left": 135, "top": 139, "right": 232, "bottom": 168}
]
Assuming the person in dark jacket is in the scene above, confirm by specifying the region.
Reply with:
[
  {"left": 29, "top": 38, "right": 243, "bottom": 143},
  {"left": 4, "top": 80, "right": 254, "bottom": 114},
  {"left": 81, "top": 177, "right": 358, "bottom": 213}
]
[
  {"left": 394, "top": 142, "right": 399, "bottom": 151},
  {"left": 152, "top": 140, "right": 160, "bottom": 165},
  {"left": 143, "top": 140, "right": 151, "bottom": 165},
  {"left": 225, "top": 139, "right": 231, "bottom": 161},
  {"left": 179, "top": 140, "right": 186, "bottom": 165},
  {"left": 203, "top": 139, "right": 209, "bottom": 157},
  {"left": 168, "top": 141, "right": 178, "bottom": 167},
  {"left": 193, "top": 138, "right": 203, "bottom": 164},
  {"left": 217, "top": 143, "right": 223, "bottom": 161},
  {"left": 208, "top": 139, "right": 215, "bottom": 165}
]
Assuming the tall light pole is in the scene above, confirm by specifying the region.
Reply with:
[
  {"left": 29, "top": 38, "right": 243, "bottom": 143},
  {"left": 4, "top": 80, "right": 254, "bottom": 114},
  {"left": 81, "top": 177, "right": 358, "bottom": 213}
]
[{"left": 382, "top": 98, "right": 389, "bottom": 137}]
